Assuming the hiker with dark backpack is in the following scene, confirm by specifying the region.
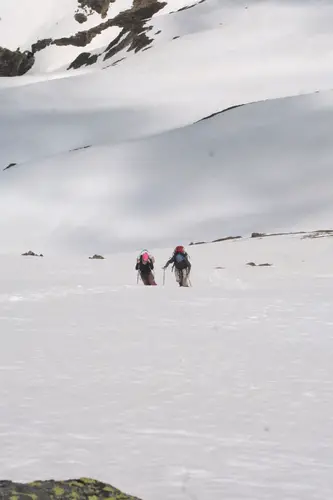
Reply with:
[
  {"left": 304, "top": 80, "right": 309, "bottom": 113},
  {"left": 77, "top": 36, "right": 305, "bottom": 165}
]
[
  {"left": 135, "top": 250, "right": 157, "bottom": 285},
  {"left": 163, "top": 245, "right": 191, "bottom": 287}
]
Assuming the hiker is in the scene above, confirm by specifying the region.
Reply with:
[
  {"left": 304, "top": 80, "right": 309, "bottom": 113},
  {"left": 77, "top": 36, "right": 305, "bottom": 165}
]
[
  {"left": 135, "top": 250, "right": 157, "bottom": 285},
  {"left": 163, "top": 245, "right": 191, "bottom": 287}
]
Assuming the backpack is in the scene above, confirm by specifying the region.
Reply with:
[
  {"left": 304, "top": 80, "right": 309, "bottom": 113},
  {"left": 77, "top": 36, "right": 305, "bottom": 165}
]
[
  {"left": 174, "top": 249, "right": 188, "bottom": 270},
  {"left": 138, "top": 250, "right": 155, "bottom": 264},
  {"left": 175, "top": 253, "right": 185, "bottom": 264}
]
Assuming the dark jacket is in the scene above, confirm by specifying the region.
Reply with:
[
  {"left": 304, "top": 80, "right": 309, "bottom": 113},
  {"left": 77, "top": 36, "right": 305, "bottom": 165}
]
[
  {"left": 164, "top": 252, "right": 191, "bottom": 270},
  {"left": 136, "top": 258, "right": 154, "bottom": 275}
]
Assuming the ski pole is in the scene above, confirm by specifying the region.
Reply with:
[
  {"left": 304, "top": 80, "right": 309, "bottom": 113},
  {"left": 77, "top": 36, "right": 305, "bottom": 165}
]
[
  {"left": 163, "top": 268, "right": 166, "bottom": 286},
  {"left": 187, "top": 269, "right": 192, "bottom": 287}
]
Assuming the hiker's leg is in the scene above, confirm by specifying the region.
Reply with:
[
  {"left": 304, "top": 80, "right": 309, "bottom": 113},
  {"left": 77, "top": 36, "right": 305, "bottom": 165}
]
[
  {"left": 148, "top": 272, "right": 157, "bottom": 285},
  {"left": 182, "top": 269, "right": 189, "bottom": 287},
  {"left": 183, "top": 269, "right": 191, "bottom": 286},
  {"left": 141, "top": 274, "right": 149, "bottom": 285}
]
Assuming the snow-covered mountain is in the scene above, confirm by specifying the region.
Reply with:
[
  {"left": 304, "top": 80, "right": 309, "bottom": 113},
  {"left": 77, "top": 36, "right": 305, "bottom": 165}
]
[
  {"left": 1, "top": 0, "right": 333, "bottom": 253},
  {"left": 2, "top": 2, "right": 333, "bottom": 500}
]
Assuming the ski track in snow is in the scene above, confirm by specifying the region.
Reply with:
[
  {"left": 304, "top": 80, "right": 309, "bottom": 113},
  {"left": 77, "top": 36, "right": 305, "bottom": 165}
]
[{"left": 1, "top": 237, "right": 333, "bottom": 499}]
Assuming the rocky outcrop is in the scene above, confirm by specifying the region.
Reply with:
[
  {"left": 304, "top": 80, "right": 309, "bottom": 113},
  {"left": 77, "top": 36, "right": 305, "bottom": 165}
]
[
  {"left": 102, "top": 0, "right": 167, "bottom": 60},
  {"left": 246, "top": 262, "right": 272, "bottom": 267},
  {"left": 22, "top": 250, "right": 43, "bottom": 257},
  {"left": 176, "top": 0, "right": 206, "bottom": 12},
  {"left": 133, "top": 0, "right": 161, "bottom": 9},
  {"left": 0, "top": 47, "right": 34, "bottom": 76},
  {"left": 212, "top": 235, "right": 242, "bottom": 243},
  {"left": 0, "top": 477, "right": 142, "bottom": 499},
  {"left": 68, "top": 51, "right": 97, "bottom": 68},
  {"left": 189, "top": 241, "right": 206, "bottom": 246},
  {"left": 251, "top": 232, "right": 266, "bottom": 238},
  {"left": 32, "top": 0, "right": 166, "bottom": 70},
  {"left": 74, "top": 11, "right": 88, "bottom": 23},
  {"left": 78, "top": 0, "right": 113, "bottom": 18},
  {"left": 4, "top": 162, "right": 17, "bottom": 170},
  {"left": 31, "top": 38, "right": 52, "bottom": 52},
  {"left": 189, "top": 235, "right": 242, "bottom": 245},
  {"left": 89, "top": 253, "right": 105, "bottom": 259},
  {"left": 2, "top": 0, "right": 167, "bottom": 75},
  {"left": 301, "top": 229, "right": 333, "bottom": 239}
]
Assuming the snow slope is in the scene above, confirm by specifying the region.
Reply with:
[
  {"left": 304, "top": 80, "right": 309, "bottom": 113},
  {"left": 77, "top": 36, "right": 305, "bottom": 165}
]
[
  {"left": 1, "top": 1, "right": 333, "bottom": 256},
  {"left": 1, "top": 89, "right": 333, "bottom": 254},
  {"left": 1, "top": 234, "right": 333, "bottom": 500},
  {"left": 1, "top": 1, "right": 333, "bottom": 498}
]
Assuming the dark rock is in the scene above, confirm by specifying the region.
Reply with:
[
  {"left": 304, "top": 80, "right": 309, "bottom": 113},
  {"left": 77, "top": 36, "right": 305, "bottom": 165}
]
[
  {"left": 104, "top": 28, "right": 128, "bottom": 56},
  {"left": 189, "top": 235, "right": 242, "bottom": 246},
  {"left": 105, "top": 28, "right": 147, "bottom": 59},
  {"left": 301, "top": 229, "right": 333, "bottom": 239},
  {"left": 78, "top": 0, "right": 112, "bottom": 18},
  {"left": 22, "top": 251, "right": 43, "bottom": 257},
  {"left": 31, "top": 38, "right": 52, "bottom": 53},
  {"left": 251, "top": 232, "right": 266, "bottom": 238},
  {"left": 68, "top": 52, "right": 98, "bottom": 69},
  {"left": 212, "top": 235, "right": 242, "bottom": 243},
  {"left": 189, "top": 241, "right": 206, "bottom": 246},
  {"left": 56, "top": 30, "right": 96, "bottom": 47},
  {"left": 110, "top": 56, "right": 126, "bottom": 66},
  {"left": 70, "top": 144, "right": 92, "bottom": 151},
  {"left": 129, "top": 31, "right": 154, "bottom": 52},
  {"left": 246, "top": 262, "right": 272, "bottom": 267},
  {"left": 4, "top": 162, "right": 17, "bottom": 170},
  {"left": 89, "top": 254, "right": 105, "bottom": 259},
  {"left": 251, "top": 230, "right": 308, "bottom": 240},
  {"left": 104, "top": 0, "right": 166, "bottom": 59},
  {"left": 132, "top": 0, "right": 162, "bottom": 10},
  {"left": 74, "top": 12, "right": 88, "bottom": 23},
  {"left": 0, "top": 47, "right": 35, "bottom": 76},
  {"left": 176, "top": 0, "right": 206, "bottom": 12},
  {"left": 0, "top": 477, "right": 142, "bottom": 499}
]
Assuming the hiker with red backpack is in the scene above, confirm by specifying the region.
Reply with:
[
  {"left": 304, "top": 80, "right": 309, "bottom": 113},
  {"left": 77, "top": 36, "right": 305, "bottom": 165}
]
[
  {"left": 136, "top": 250, "right": 157, "bottom": 285},
  {"left": 163, "top": 245, "right": 191, "bottom": 287}
]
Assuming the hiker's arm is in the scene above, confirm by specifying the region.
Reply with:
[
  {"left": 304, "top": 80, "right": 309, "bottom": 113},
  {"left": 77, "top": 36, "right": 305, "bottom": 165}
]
[{"left": 163, "top": 256, "right": 174, "bottom": 269}]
